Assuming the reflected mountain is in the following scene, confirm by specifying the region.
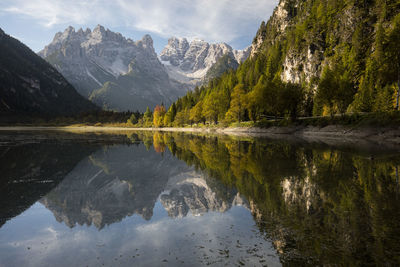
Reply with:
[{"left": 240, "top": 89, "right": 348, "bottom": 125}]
[
  {"left": 40, "top": 142, "right": 246, "bottom": 229},
  {"left": 164, "top": 133, "right": 400, "bottom": 265},
  {"left": 0, "top": 132, "right": 100, "bottom": 228},
  {"left": 2, "top": 131, "right": 400, "bottom": 265},
  {"left": 160, "top": 170, "right": 248, "bottom": 218},
  {"left": 41, "top": 145, "right": 187, "bottom": 228}
]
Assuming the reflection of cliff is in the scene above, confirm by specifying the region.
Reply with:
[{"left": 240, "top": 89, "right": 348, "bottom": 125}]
[
  {"left": 160, "top": 171, "right": 248, "bottom": 218},
  {"left": 0, "top": 133, "right": 99, "bottom": 228},
  {"left": 281, "top": 176, "right": 321, "bottom": 212},
  {"left": 164, "top": 132, "right": 400, "bottom": 266},
  {"left": 41, "top": 144, "right": 190, "bottom": 229}
]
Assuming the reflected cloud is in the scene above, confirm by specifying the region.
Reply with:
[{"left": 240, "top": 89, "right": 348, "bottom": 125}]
[
  {"left": 2, "top": 203, "right": 280, "bottom": 267},
  {"left": 2, "top": 131, "right": 400, "bottom": 266}
]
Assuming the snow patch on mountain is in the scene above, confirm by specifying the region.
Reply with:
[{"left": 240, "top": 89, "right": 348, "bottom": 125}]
[{"left": 160, "top": 37, "right": 251, "bottom": 84}]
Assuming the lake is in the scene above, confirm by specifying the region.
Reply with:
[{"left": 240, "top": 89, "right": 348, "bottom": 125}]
[{"left": 0, "top": 130, "right": 400, "bottom": 266}]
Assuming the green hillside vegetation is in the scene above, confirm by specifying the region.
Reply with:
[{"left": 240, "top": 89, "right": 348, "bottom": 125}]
[
  {"left": 204, "top": 54, "right": 239, "bottom": 82},
  {"left": 135, "top": 0, "right": 400, "bottom": 127}
]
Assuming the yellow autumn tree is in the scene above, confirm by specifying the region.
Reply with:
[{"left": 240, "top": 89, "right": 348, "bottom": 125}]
[{"left": 153, "top": 105, "right": 166, "bottom": 127}]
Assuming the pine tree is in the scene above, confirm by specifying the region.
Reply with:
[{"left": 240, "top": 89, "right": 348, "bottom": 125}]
[
  {"left": 127, "top": 114, "right": 138, "bottom": 125},
  {"left": 387, "top": 15, "right": 400, "bottom": 109},
  {"left": 143, "top": 107, "right": 153, "bottom": 126},
  {"left": 189, "top": 101, "right": 204, "bottom": 124},
  {"left": 225, "top": 84, "right": 247, "bottom": 123}
]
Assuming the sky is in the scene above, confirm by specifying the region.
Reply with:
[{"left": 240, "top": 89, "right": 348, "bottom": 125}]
[{"left": 0, "top": 0, "right": 278, "bottom": 54}]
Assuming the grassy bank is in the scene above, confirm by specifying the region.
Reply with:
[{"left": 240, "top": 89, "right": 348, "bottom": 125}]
[
  {"left": 3, "top": 112, "right": 400, "bottom": 129},
  {"left": 233, "top": 112, "right": 400, "bottom": 128}
]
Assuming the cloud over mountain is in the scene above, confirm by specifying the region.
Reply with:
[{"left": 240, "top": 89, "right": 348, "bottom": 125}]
[{"left": 1, "top": 0, "right": 277, "bottom": 44}]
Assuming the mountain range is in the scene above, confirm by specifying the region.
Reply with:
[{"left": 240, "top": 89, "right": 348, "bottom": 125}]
[
  {"left": 39, "top": 25, "right": 250, "bottom": 112},
  {"left": 38, "top": 25, "right": 186, "bottom": 111}
]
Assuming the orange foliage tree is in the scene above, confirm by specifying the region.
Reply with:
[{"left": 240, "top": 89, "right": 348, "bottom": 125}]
[{"left": 153, "top": 104, "right": 166, "bottom": 127}]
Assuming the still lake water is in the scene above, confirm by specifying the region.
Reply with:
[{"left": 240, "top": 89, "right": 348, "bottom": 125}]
[{"left": 1, "top": 131, "right": 400, "bottom": 266}]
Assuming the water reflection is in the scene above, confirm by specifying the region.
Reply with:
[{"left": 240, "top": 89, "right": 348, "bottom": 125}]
[
  {"left": 41, "top": 145, "right": 187, "bottom": 227},
  {"left": 0, "top": 131, "right": 400, "bottom": 266},
  {"left": 161, "top": 132, "right": 400, "bottom": 265},
  {"left": 0, "top": 133, "right": 99, "bottom": 228}
]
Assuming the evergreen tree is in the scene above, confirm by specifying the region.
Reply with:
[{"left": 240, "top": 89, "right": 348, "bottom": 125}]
[
  {"left": 127, "top": 113, "right": 138, "bottom": 125},
  {"left": 386, "top": 14, "right": 400, "bottom": 109},
  {"left": 143, "top": 107, "right": 153, "bottom": 126},
  {"left": 202, "top": 91, "right": 227, "bottom": 124},
  {"left": 225, "top": 84, "right": 247, "bottom": 123},
  {"left": 189, "top": 101, "right": 204, "bottom": 124}
]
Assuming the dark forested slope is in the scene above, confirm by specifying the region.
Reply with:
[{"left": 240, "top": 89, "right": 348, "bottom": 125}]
[{"left": 0, "top": 28, "right": 98, "bottom": 118}]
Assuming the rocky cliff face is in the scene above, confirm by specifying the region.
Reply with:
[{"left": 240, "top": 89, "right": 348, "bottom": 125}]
[
  {"left": 0, "top": 28, "right": 97, "bottom": 116},
  {"left": 39, "top": 25, "right": 187, "bottom": 111},
  {"left": 250, "top": 0, "right": 322, "bottom": 85},
  {"left": 160, "top": 37, "right": 250, "bottom": 84},
  {"left": 249, "top": 0, "right": 395, "bottom": 89}
]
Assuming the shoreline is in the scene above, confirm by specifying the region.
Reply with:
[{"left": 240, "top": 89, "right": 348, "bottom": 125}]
[{"left": 0, "top": 124, "right": 399, "bottom": 143}]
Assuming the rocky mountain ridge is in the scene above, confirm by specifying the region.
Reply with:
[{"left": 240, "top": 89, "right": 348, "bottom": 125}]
[
  {"left": 160, "top": 37, "right": 250, "bottom": 84},
  {"left": 39, "top": 25, "right": 186, "bottom": 111},
  {"left": 39, "top": 25, "right": 252, "bottom": 111}
]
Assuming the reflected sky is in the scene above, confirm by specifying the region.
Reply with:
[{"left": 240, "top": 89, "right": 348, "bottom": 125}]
[
  {"left": 1, "top": 130, "right": 400, "bottom": 266},
  {"left": 0, "top": 201, "right": 279, "bottom": 266},
  {"left": 0, "top": 133, "right": 280, "bottom": 266}
]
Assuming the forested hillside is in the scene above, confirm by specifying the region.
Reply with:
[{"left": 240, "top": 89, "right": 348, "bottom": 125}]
[{"left": 143, "top": 0, "right": 400, "bottom": 127}]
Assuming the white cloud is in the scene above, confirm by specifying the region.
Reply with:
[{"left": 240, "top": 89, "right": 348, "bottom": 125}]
[{"left": 0, "top": 0, "right": 278, "bottom": 43}]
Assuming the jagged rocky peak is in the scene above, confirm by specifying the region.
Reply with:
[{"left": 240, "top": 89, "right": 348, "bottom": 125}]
[
  {"left": 39, "top": 25, "right": 186, "bottom": 111},
  {"left": 39, "top": 24, "right": 159, "bottom": 78},
  {"left": 234, "top": 46, "right": 251, "bottom": 63},
  {"left": 180, "top": 38, "right": 209, "bottom": 71},
  {"left": 160, "top": 37, "right": 190, "bottom": 66},
  {"left": 160, "top": 37, "right": 251, "bottom": 82},
  {"left": 138, "top": 34, "right": 153, "bottom": 48},
  {"left": 42, "top": 25, "right": 133, "bottom": 57}
]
